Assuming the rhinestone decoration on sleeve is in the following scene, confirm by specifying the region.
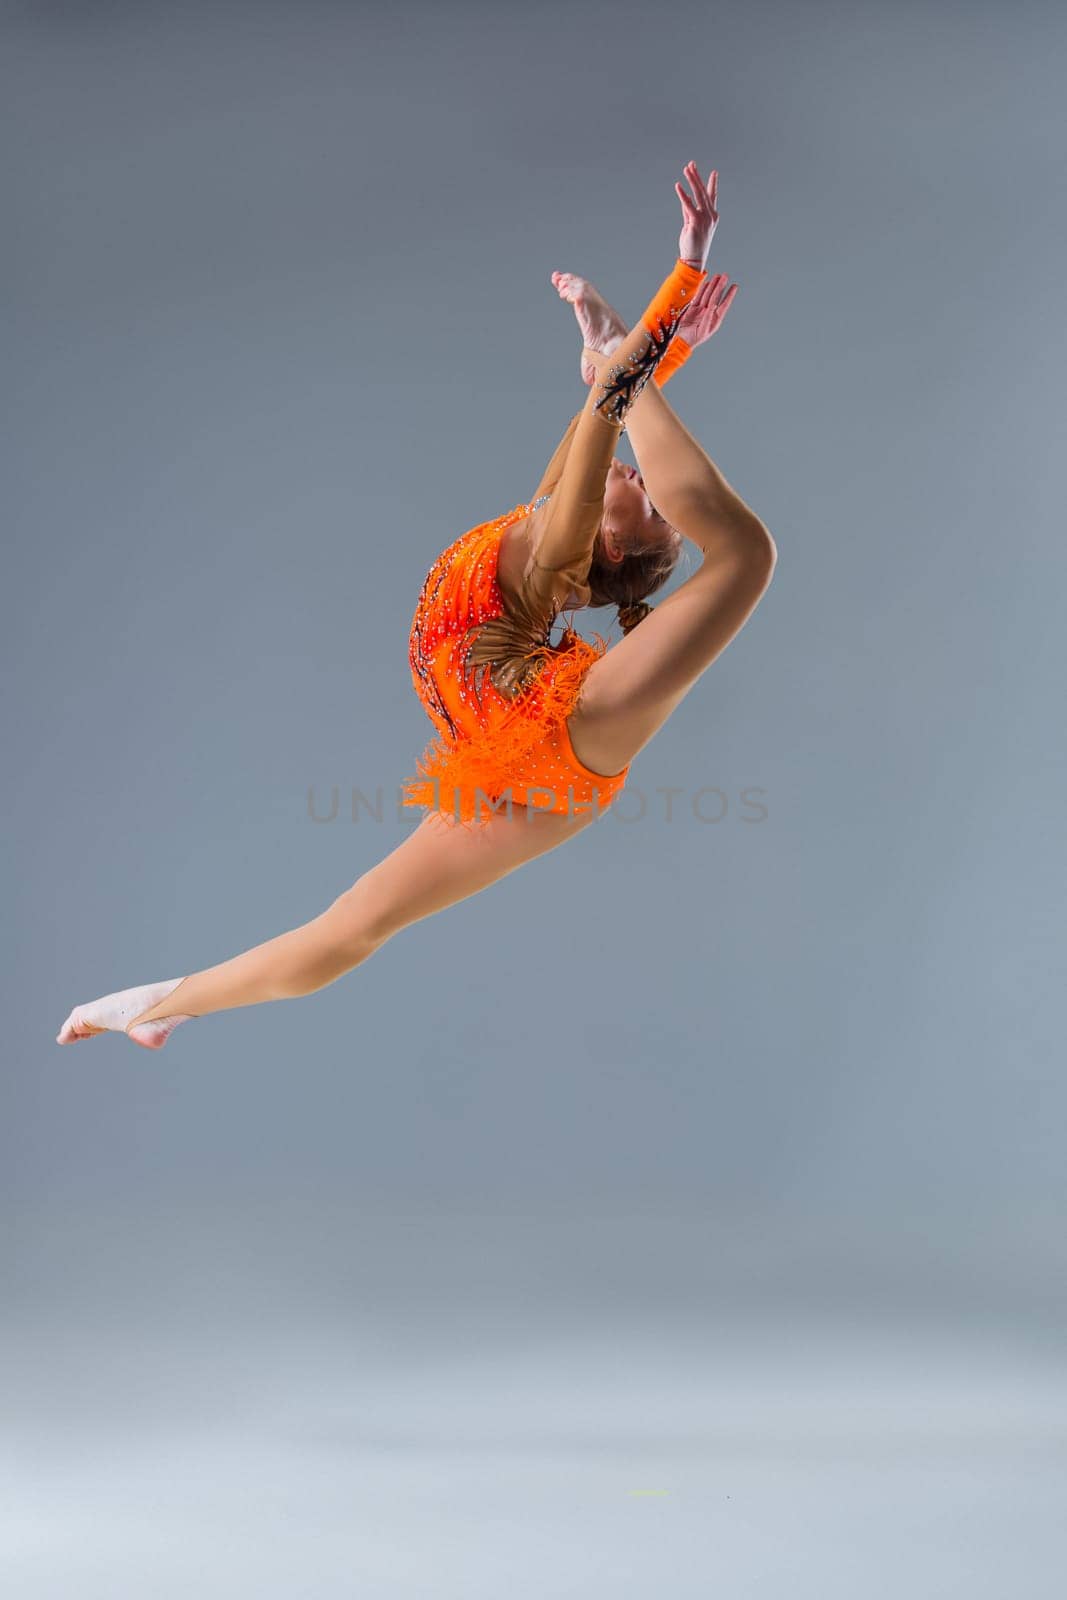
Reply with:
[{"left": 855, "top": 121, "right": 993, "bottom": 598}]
[{"left": 593, "top": 294, "right": 692, "bottom": 427}]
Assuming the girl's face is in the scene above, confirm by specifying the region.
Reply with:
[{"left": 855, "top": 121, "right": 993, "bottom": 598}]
[
  {"left": 599, "top": 458, "right": 663, "bottom": 562},
  {"left": 556, "top": 461, "right": 674, "bottom": 610}
]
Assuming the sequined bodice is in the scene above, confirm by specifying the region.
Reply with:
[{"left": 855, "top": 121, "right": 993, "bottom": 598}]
[{"left": 408, "top": 493, "right": 571, "bottom": 721}]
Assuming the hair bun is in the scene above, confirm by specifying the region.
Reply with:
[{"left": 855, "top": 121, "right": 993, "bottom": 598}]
[{"left": 617, "top": 600, "right": 651, "bottom": 634}]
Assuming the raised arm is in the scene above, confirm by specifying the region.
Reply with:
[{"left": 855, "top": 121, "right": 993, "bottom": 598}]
[
  {"left": 627, "top": 370, "right": 759, "bottom": 535},
  {"left": 521, "top": 256, "right": 706, "bottom": 615},
  {"left": 528, "top": 161, "right": 721, "bottom": 513},
  {"left": 528, "top": 326, "right": 694, "bottom": 507}
]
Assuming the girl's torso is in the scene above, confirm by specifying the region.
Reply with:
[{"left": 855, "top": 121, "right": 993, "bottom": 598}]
[
  {"left": 408, "top": 495, "right": 568, "bottom": 718},
  {"left": 411, "top": 494, "right": 555, "bottom": 641}
]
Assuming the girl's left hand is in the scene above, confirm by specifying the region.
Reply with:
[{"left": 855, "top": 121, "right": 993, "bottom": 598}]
[
  {"left": 579, "top": 270, "right": 737, "bottom": 388},
  {"left": 676, "top": 272, "right": 739, "bottom": 349}
]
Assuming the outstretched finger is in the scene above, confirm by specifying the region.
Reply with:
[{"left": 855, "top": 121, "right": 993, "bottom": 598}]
[
  {"left": 708, "top": 169, "right": 719, "bottom": 213},
  {"left": 691, "top": 274, "right": 723, "bottom": 311},
  {"left": 716, "top": 282, "right": 739, "bottom": 317},
  {"left": 683, "top": 161, "right": 710, "bottom": 214}
]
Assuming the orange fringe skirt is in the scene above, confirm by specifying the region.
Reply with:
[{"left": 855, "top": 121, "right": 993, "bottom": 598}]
[{"left": 402, "top": 503, "right": 630, "bottom": 827}]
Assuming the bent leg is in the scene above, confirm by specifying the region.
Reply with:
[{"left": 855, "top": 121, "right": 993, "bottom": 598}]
[{"left": 99, "top": 803, "right": 594, "bottom": 1036}]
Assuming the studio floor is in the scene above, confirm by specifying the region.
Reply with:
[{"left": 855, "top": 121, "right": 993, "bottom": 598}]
[{"left": 5, "top": 1308, "right": 1065, "bottom": 1597}]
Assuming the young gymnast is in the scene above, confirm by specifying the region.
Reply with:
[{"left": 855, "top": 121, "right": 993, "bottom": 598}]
[{"left": 56, "top": 159, "right": 776, "bottom": 1050}]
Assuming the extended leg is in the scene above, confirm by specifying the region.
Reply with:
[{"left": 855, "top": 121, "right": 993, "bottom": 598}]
[{"left": 57, "top": 804, "right": 594, "bottom": 1048}]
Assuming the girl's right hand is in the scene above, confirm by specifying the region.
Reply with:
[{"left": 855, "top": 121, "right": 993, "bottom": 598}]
[
  {"left": 675, "top": 160, "right": 719, "bottom": 273},
  {"left": 676, "top": 271, "right": 739, "bottom": 349}
]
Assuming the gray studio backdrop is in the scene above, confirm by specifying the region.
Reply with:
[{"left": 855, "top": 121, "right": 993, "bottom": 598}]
[{"left": 4, "top": 2, "right": 1065, "bottom": 1596}]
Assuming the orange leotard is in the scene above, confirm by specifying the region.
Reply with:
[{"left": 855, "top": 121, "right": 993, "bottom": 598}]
[
  {"left": 403, "top": 494, "right": 622, "bottom": 825},
  {"left": 402, "top": 257, "right": 706, "bottom": 828}
]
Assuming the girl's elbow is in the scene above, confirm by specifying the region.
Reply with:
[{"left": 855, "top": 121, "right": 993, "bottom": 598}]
[
  {"left": 672, "top": 491, "right": 777, "bottom": 587},
  {"left": 733, "top": 515, "right": 777, "bottom": 589}
]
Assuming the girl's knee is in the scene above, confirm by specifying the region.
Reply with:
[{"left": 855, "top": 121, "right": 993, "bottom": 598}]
[{"left": 324, "top": 887, "right": 396, "bottom": 957}]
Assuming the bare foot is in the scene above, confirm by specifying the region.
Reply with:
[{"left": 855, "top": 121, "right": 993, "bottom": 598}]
[
  {"left": 550, "top": 271, "right": 628, "bottom": 384},
  {"left": 56, "top": 977, "right": 193, "bottom": 1051}
]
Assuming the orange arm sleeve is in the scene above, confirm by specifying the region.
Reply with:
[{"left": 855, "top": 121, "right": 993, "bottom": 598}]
[
  {"left": 522, "top": 259, "right": 706, "bottom": 613},
  {"left": 652, "top": 333, "right": 693, "bottom": 386}
]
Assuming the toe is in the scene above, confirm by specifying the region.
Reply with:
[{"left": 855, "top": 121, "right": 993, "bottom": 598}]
[{"left": 57, "top": 1010, "right": 101, "bottom": 1044}]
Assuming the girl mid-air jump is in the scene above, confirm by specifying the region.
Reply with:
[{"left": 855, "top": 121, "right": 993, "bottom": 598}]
[{"left": 57, "top": 159, "right": 776, "bottom": 1050}]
